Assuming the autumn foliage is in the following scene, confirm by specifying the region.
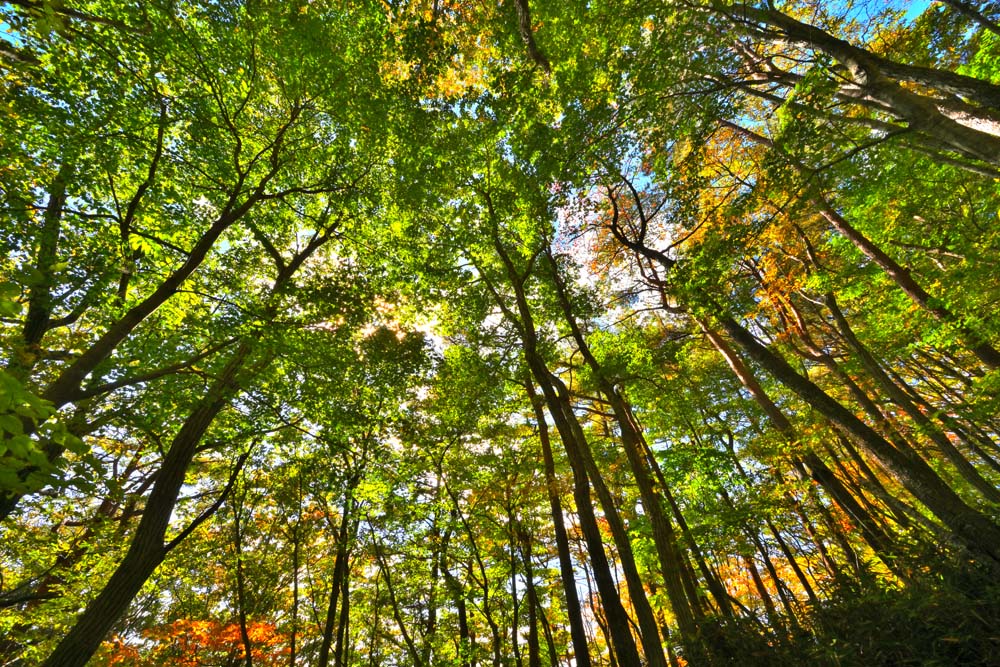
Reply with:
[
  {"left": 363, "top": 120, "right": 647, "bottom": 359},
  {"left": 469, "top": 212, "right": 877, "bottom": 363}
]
[{"left": 98, "top": 620, "right": 288, "bottom": 667}]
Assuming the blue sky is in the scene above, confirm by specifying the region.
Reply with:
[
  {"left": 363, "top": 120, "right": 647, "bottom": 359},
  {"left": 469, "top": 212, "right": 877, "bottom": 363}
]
[{"left": 904, "top": 0, "right": 934, "bottom": 21}]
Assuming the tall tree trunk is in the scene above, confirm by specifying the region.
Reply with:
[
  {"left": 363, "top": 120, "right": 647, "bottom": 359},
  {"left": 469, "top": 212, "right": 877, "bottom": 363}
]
[
  {"left": 651, "top": 454, "right": 736, "bottom": 619},
  {"left": 448, "top": 486, "right": 504, "bottom": 667},
  {"left": 526, "top": 382, "right": 593, "bottom": 667},
  {"left": 442, "top": 554, "right": 472, "bottom": 667},
  {"left": 10, "top": 161, "right": 74, "bottom": 378},
  {"left": 233, "top": 495, "right": 254, "bottom": 667},
  {"left": 719, "top": 490, "right": 798, "bottom": 629},
  {"left": 743, "top": 554, "right": 780, "bottom": 628},
  {"left": 508, "top": 512, "right": 523, "bottom": 667},
  {"left": 373, "top": 534, "right": 427, "bottom": 667},
  {"left": 41, "top": 341, "right": 255, "bottom": 667},
  {"left": 719, "top": 119, "right": 1000, "bottom": 370},
  {"left": 485, "top": 234, "right": 642, "bottom": 666},
  {"left": 290, "top": 515, "right": 300, "bottom": 667},
  {"left": 319, "top": 492, "right": 356, "bottom": 667},
  {"left": 700, "top": 320, "right": 900, "bottom": 568},
  {"left": 718, "top": 314, "right": 1000, "bottom": 565},
  {"left": 40, "top": 229, "right": 332, "bottom": 666},
  {"left": 814, "top": 205, "right": 1000, "bottom": 370},
  {"left": 532, "top": 369, "right": 644, "bottom": 667},
  {"left": 765, "top": 517, "right": 818, "bottom": 606},
  {"left": 0, "top": 127, "right": 310, "bottom": 523},
  {"left": 547, "top": 253, "right": 699, "bottom": 645},
  {"left": 334, "top": 555, "right": 352, "bottom": 667},
  {"left": 824, "top": 293, "right": 1000, "bottom": 503},
  {"left": 787, "top": 490, "right": 844, "bottom": 584},
  {"left": 516, "top": 524, "right": 543, "bottom": 667},
  {"left": 939, "top": 0, "right": 1000, "bottom": 37},
  {"left": 720, "top": 3, "right": 1000, "bottom": 162}
]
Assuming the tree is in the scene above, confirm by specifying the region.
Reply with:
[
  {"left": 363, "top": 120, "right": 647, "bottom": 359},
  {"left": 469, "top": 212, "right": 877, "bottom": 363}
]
[{"left": 5, "top": 2, "right": 1000, "bottom": 666}]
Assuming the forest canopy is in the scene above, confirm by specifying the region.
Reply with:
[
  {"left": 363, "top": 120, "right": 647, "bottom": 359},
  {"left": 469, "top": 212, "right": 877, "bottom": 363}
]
[{"left": 2, "top": 0, "right": 1000, "bottom": 665}]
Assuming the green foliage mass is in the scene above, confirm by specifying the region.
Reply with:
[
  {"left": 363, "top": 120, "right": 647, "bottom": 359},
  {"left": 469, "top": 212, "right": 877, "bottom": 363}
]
[{"left": 2, "top": 1, "right": 1000, "bottom": 666}]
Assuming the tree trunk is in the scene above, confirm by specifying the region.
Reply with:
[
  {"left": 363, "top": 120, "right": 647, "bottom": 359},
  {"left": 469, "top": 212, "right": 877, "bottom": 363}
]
[
  {"left": 334, "top": 555, "right": 352, "bottom": 667},
  {"left": 723, "top": 3, "right": 1000, "bottom": 162},
  {"left": 700, "top": 320, "right": 900, "bottom": 567},
  {"left": 526, "top": 382, "right": 593, "bottom": 667},
  {"left": 40, "top": 227, "right": 331, "bottom": 666},
  {"left": 487, "top": 236, "right": 642, "bottom": 666},
  {"left": 290, "top": 516, "right": 300, "bottom": 667},
  {"left": 42, "top": 342, "right": 254, "bottom": 667},
  {"left": 814, "top": 205, "right": 1000, "bottom": 370},
  {"left": 233, "top": 496, "right": 254, "bottom": 667},
  {"left": 547, "top": 254, "right": 698, "bottom": 645},
  {"left": 516, "top": 525, "right": 543, "bottom": 667},
  {"left": 374, "top": 536, "right": 426, "bottom": 667},
  {"left": 319, "top": 494, "right": 356, "bottom": 667},
  {"left": 532, "top": 369, "right": 644, "bottom": 667},
  {"left": 719, "top": 315, "right": 1000, "bottom": 565},
  {"left": 14, "top": 161, "right": 74, "bottom": 374},
  {"left": 824, "top": 293, "right": 1000, "bottom": 503}
]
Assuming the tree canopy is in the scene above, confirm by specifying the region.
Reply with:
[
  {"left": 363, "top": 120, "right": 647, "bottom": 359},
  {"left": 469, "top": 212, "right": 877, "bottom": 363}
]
[{"left": 3, "top": 1, "right": 1000, "bottom": 666}]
